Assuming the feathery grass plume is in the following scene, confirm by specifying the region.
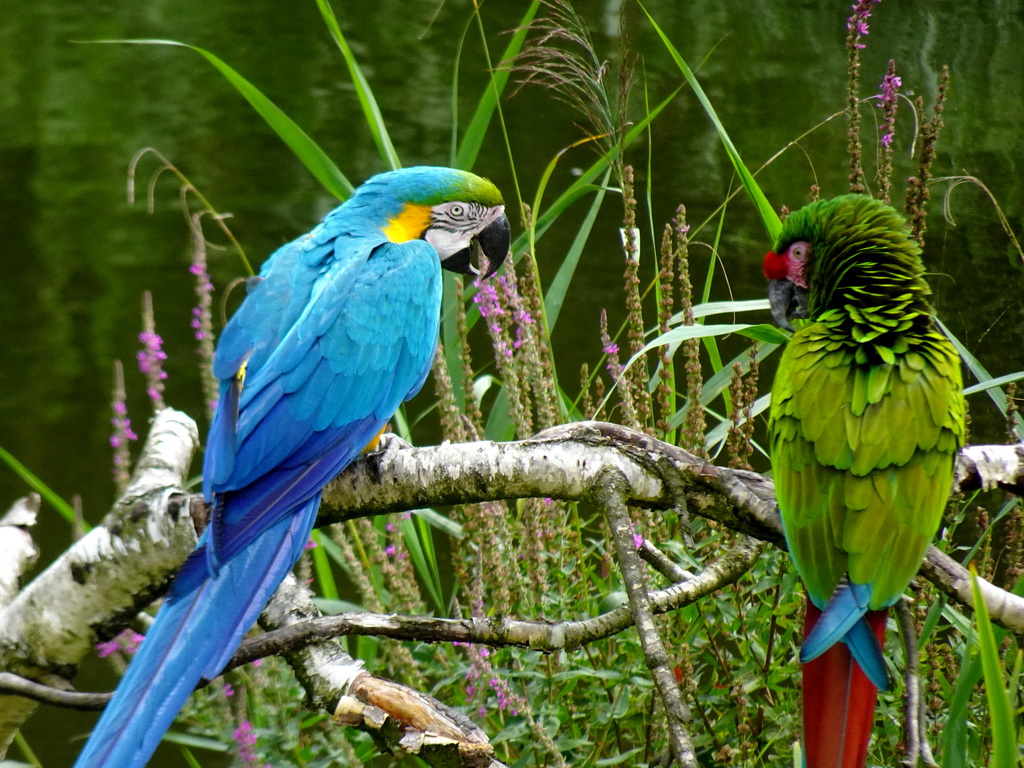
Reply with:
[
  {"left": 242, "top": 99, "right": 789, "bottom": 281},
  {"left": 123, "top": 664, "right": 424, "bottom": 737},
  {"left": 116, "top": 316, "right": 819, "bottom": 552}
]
[
  {"left": 620, "top": 166, "right": 652, "bottom": 432},
  {"left": 875, "top": 59, "right": 901, "bottom": 204},
  {"left": 520, "top": 496, "right": 558, "bottom": 602},
  {"left": 332, "top": 521, "right": 385, "bottom": 613},
  {"left": 137, "top": 291, "right": 168, "bottom": 410},
  {"left": 382, "top": 515, "right": 428, "bottom": 616},
  {"left": 454, "top": 277, "right": 484, "bottom": 439},
  {"left": 655, "top": 223, "right": 677, "bottom": 437},
  {"left": 515, "top": 248, "right": 560, "bottom": 430},
  {"left": 353, "top": 518, "right": 425, "bottom": 686},
  {"left": 189, "top": 212, "right": 218, "bottom": 417},
  {"left": 1006, "top": 381, "right": 1020, "bottom": 443},
  {"left": 110, "top": 360, "right": 137, "bottom": 494},
  {"left": 845, "top": 0, "right": 883, "bottom": 193},
  {"left": 431, "top": 344, "right": 471, "bottom": 443},
  {"left": 578, "top": 362, "right": 596, "bottom": 418},
  {"left": 725, "top": 345, "right": 759, "bottom": 470},
  {"left": 905, "top": 65, "right": 950, "bottom": 245},
  {"left": 999, "top": 503, "right": 1023, "bottom": 589},
  {"left": 672, "top": 207, "right": 707, "bottom": 458},
  {"left": 513, "top": 0, "right": 632, "bottom": 173}
]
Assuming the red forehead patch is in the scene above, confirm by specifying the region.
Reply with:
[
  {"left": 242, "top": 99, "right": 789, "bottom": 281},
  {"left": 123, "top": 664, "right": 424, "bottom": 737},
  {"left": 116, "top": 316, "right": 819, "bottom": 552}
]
[{"left": 763, "top": 250, "right": 788, "bottom": 280}]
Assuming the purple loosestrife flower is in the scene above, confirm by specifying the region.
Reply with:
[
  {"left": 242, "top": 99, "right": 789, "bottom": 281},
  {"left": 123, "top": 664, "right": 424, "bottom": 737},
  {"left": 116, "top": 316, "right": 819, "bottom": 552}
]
[
  {"left": 110, "top": 361, "right": 137, "bottom": 493},
  {"left": 473, "top": 278, "right": 513, "bottom": 360},
  {"left": 189, "top": 216, "right": 218, "bottom": 417},
  {"left": 233, "top": 721, "right": 258, "bottom": 765},
  {"left": 95, "top": 629, "right": 145, "bottom": 658},
  {"left": 137, "top": 292, "right": 167, "bottom": 410},
  {"left": 846, "top": 0, "right": 883, "bottom": 49},
  {"left": 95, "top": 639, "right": 120, "bottom": 659},
  {"left": 878, "top": 67, "right": 902, "bottom": 147}
]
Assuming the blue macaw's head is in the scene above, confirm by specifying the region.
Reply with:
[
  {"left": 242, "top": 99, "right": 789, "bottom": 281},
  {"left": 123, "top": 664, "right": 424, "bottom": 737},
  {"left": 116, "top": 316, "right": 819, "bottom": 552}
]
[{"left": 349, "top": 165, "right": 510, "bottom": 278}]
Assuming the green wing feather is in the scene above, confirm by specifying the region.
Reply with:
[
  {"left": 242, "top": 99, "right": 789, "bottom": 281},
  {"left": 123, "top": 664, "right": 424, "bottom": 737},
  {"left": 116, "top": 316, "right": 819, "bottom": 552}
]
[
  {"left": 769, "top": 195, "right": 965, "bottom": 610},
  {"left": 772, "top": 325, "right": 963, "bottom": 608}
]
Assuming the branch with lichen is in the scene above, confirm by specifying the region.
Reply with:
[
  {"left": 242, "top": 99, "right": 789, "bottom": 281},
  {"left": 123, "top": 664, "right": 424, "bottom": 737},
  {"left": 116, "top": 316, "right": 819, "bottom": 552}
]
[{"left": 4, "top": 416, "right": 1024, "bottom": 764}]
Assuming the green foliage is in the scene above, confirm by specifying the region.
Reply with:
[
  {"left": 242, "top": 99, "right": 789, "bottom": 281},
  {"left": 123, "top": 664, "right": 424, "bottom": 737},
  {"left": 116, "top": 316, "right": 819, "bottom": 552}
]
[
  {"left": 968, "top": 568, "right": 1020, "bottom": 768},
  {"left": 12, "top": 2, "right": 1022, "bottom": 767}
]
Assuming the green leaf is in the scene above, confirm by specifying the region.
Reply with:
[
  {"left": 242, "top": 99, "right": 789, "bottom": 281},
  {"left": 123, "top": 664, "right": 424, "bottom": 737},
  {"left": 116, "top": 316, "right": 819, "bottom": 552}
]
[
  {"left": 514, "top": 87, "right": 682, "bottom": 254},
  {"left": 938, "top": 318, "right": 1024, "bottom": 440},
  {"left": 312, "top": 597, "right": 364, "bottom": 614},
  {"left": 160, "top": 731, "right": 229, "bottom": 752},
  {"left": 545, "top": 170, "right": 611, "bottom": 330},
  {"left": 969, "top": 567, "right": 1018, "bottom": 768},
  {"left": 962, "top": 370, "right": 1024, "bottom": 396},
  {"left": 413, "top": 507, "right": 464, "bottom": 539},
  {"left": 0, "top": 445, "right": 79, "bottom": 527},
  {"left": 94, "top": 40, "right": 353, "bottom": 200},
  {"left": 309, "top": 530, "right": 339, "bottom": 601},
  {"left": 455, "top": 2, "right": 542, "bottom": 170},
  {"left": 399, "top": 514, "right": 446, "bottom": 614},
  {"left": 314, "top": 0, "right": 400, "bottom": 170},
  {"left": 637, "top": 4, "right": 781, "bottom": 242},
  {"left": 632, "top": 323, "right": 766, "bottom": 363},
  {"left": 736, "top": 323, "right": 791, "bottom": 344},
  {"left": 688, "top": 298, "right": 771, "bottom": 320},
  {"left": 595, "top": 747, "right": 644, "bottom": 765}
]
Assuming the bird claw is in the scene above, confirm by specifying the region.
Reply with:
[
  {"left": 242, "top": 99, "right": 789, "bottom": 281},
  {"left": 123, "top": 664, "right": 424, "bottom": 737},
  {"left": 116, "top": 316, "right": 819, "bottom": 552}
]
[{"left": 374, "top": 431, "right": 413, "bottom": 455}]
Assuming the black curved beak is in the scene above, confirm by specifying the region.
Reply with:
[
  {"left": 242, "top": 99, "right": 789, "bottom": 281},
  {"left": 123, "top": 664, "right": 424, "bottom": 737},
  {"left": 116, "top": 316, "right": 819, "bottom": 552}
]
[
  {"left": 440, "top": 212, "right": 510, "bottom": 279},
  {"left": 768, "top": 278, "right": 808, "bottom": 332}
]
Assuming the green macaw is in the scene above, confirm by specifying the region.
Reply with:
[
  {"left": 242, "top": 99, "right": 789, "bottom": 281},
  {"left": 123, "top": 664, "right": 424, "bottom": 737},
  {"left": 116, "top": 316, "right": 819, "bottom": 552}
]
[
  {"left": 75, "top": 166, "right": 510, "bottom": 768},
  {"left": 764, "top": 194, "right": 965, "bottom": 768}
]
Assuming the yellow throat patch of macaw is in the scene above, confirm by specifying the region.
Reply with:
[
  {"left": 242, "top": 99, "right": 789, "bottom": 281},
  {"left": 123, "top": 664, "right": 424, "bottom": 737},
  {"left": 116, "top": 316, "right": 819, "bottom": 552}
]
[{"left": 382, "top": 202, "right": 432, "bottom": 242}]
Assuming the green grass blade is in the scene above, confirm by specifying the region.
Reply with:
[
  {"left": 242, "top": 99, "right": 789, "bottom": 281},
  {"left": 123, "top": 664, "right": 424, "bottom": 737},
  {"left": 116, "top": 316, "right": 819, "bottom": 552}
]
[
  {"left": 937, "top": 318, "right": 1024, "bottom": 440},
  {"left": 309, "top": 530, "right": 339, "bottom": 601},
  {"left": 414, "top": 507, "right": 464, "bottom": 539},
  {"left": 545, "top": 170, "right": 610, "bottom": 329},
  {"left": 514, "top": 87, "right": 681, "bottom": 254},
  {"left": 0, "top": 445, "right": 78, "bottom": 525},
  {"left": 635, "top": 323, "right": 785, "bottom": 361},
  {"left": 637, "top": 4, "right": 781, "bottom": 242},
  {"left": 962, "top": 370, "right": 1024, "bottom": 396},
  {"left": 95, "top": 40, "right": 353, "bottom": 199},
  {"left": 969, "top": 567, "right": 1018, "bottom": 768},
  {"left": 314, "top": 0, "right": 400, "bottom": 170},
  {"left": 399, "top": 514, "right": 445, "bottom": 614},
  {"left": 455, "top": 1, "right": 542, "bottom": 170}
]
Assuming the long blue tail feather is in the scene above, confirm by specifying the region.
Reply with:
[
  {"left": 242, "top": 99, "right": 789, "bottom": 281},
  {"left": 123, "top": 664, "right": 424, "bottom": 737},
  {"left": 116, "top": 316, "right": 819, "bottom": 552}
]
[{"left": 73, "top": 496, "right": 320, "bottom": 768}]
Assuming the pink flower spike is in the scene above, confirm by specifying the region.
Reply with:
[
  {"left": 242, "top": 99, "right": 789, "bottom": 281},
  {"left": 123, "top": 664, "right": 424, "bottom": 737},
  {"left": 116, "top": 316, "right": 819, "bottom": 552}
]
[{"left": 95, "top": 640, "right": 120, "bottom": 658}]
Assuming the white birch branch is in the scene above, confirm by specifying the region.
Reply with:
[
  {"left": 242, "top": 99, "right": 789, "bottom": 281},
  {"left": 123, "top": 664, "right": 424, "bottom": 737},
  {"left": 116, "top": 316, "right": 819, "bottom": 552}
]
[
  {"left": 0, "top": 495, "right": 39, "bottom": 608},
  {"left": 0, "top": 408, "right": 199, "bottom": 757},
  {"left": 0, "top": 414, "right": 1021, "bottom": 762}
]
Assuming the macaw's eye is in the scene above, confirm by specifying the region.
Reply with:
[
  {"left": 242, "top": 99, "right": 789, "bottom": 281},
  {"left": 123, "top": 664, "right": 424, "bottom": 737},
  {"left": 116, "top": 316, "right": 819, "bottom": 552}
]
[
  {"left": 450, "top": 204, "right": 465, "bottom": 217},
  {"left": 789, "top": 242, "right": 809, "bottom": 260}
]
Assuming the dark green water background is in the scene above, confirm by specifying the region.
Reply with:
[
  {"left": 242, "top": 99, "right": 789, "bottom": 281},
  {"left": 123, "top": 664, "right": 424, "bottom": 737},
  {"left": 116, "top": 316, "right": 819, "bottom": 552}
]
[{"left": 1, "top": 0, "right": 1022, "bottom": 764}]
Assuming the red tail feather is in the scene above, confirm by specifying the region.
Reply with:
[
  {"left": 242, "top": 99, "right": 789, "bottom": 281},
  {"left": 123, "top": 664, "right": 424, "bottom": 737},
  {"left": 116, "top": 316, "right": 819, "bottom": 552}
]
[{"left": 801, "top": 601, "right": 888, "bottom": 768}]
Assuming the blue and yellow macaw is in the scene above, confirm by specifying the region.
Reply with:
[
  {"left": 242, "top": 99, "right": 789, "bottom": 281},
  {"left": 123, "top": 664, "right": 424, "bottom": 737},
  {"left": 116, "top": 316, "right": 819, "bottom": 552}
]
[{"left": 74, "top": 166, "right": 509, "bottom": 768}]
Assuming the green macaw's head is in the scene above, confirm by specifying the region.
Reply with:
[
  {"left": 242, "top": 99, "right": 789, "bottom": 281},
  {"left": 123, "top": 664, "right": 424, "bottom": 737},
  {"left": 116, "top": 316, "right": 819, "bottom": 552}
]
[
  {"left": 370, "top": 166, "right": 510, "bottom": 278},
  {"left": 763, "top": 194, "right": 928, "bottom": 330}
]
